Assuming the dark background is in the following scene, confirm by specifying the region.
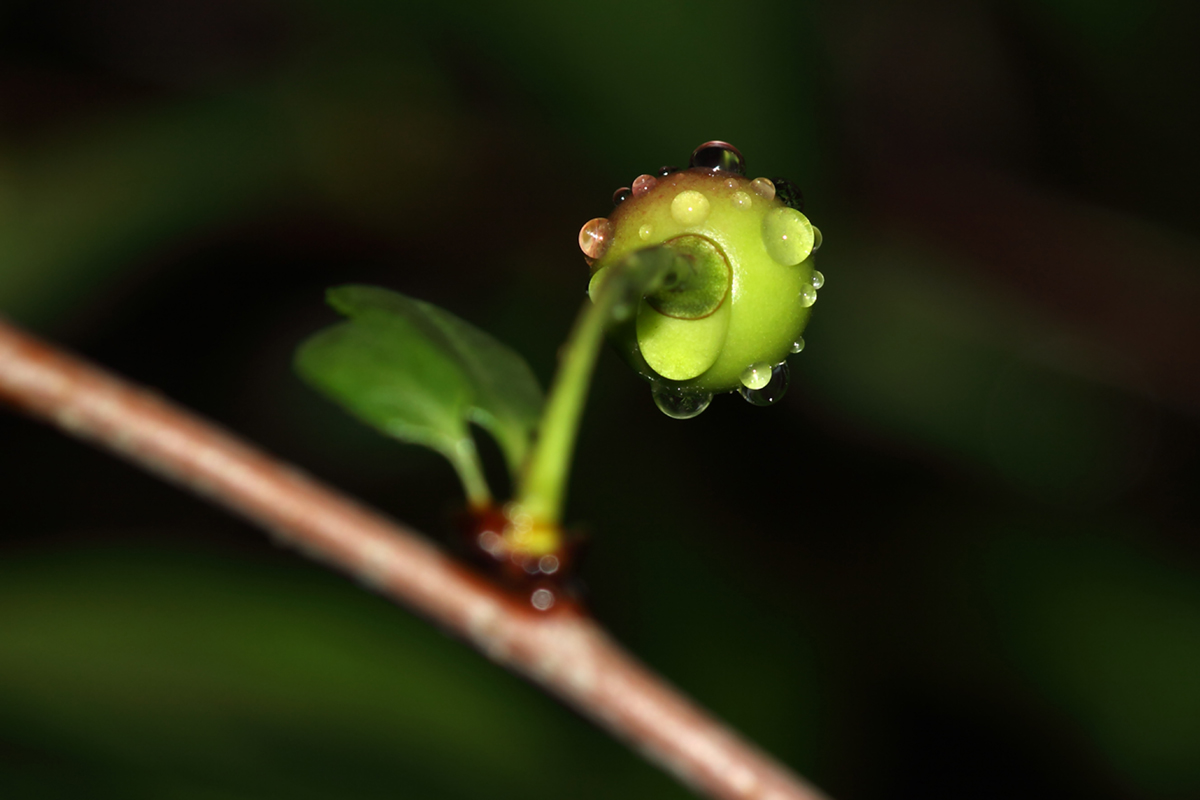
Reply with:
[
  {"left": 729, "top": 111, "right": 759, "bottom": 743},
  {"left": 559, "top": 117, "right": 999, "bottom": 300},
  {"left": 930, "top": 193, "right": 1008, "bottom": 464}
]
[{"left": 2, "top": 1, "right": 1199, "bottom": 798}]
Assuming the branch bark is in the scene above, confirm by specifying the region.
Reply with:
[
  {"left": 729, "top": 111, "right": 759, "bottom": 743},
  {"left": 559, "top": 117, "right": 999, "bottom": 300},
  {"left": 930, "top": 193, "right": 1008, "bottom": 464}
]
[{"left": 0, "top": 317, "right": 830, "bottom": 800}]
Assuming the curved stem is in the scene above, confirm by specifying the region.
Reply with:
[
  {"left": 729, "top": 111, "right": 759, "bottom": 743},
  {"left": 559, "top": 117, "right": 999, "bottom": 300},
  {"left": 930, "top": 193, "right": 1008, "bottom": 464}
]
[
  {"left": 517, "top": 247, "right": 684, "bottom": 528},
  {"left": 0, "top": 316, "right": 831, "bottom": 800}
]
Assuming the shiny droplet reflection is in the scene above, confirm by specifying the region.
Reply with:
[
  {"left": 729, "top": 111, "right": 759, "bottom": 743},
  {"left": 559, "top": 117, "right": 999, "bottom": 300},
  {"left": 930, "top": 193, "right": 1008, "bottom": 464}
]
[
  {"left": 632, "top": 173, "right": 658, "bottom": 197},
  {"left": 657, "top": 165, "right": 680, "bottom": 177},
  {"left": 671, "top": 190, "right": 711, "bottom": 225},
  {"left": 652, "top": 385, "right": 713, "bottom": 419},
  {"left": 810, "top": 269, "right": 825, "bottom": 289},
  {"left": 762, "top": 207, "right": 815, "bottom": 266},
  {"left": 612, "top": 187, "right": 631, "bottom": 206},
  {"left": 739, "top": 362, "right": 789, "bottom": 406},
  {"left": 638, "top": 223, "right": 653, "bottom": 241},
  {"left": 690, "top": 141, "right": 746, "bottom": 175},
  {"left": 750, "top": 177, "right": 775, "bottom": 201},
  {"left": 790, "top": 337, "right": 806, "bottom": 354},
  {"left": 811, "top": 225, "right": 823, "bottom": 252},
  {"left": 579, "top": 217, "right": 613, "bottom": 260},
  {"left": 739, "top": 363, "right": 774, "bottom": 390},
  {"left": 731, "top": 190, "right": 752, "bottom": 209},
  {"left": 772, "top": 177, "right": 804, "bottom": 212},
  {"left": 799, "top": 284, "right": 817, "bottom": 307}
]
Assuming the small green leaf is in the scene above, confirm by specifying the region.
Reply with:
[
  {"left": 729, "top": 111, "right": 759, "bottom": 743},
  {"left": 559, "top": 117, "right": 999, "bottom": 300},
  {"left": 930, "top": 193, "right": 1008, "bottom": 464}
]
[{"left": 296, "top": 285, "right": 543, "bottom": 505}]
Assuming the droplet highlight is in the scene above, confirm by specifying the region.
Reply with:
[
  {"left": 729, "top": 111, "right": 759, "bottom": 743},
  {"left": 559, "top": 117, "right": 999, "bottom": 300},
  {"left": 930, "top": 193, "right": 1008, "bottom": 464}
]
[
  {"left": 750, "top": 177, "right": 775, "bottom": 201},
  {"left": 530, "top": 587, "right": 556, "bottom": 611},
  {"left": 811, "top": 225, "right": 823, "bottom": 252},
  {"left": 740, "top": 363, "right": 774, "bottom": 391},
  {"left": 690, "top": 141, "right": 746, "bottom": 175},
  {"left": 762, "top": 207, "right": 815, "bottom": 266},
  {"left": 791, "top": 337, "right": 806, "bottom": 354},
  {"left": 632, "top": 173, "right": 658, "bottom": 197},
  {"left": 652, "top": 385, "right": 713, "bottom": 419},
  {"left": 657, "top": 165, "right": 680, "bottom": 177},
  {"left": 671, "top": 190, "right": 711, "bottom": 225},
  {"left": 799, "top": 284, "right": 817, "bottom": 307},
  {"left": 579, "top": 217, "right": 613, "bottom": 260},
  {"left": 638, "top": 223, "right": 654, "bottom": 241},
  {"left": 613, "top": 187, "right": 631, "bottom": 206},
  {"left": 810, "top": 269, "right": 825, "bottom": 289},
  {"left": 739, "top": 362, "right": 790, "bottom": 406},
  {"left": 731, "top": 190, "right": 752, "bottom": 209}
]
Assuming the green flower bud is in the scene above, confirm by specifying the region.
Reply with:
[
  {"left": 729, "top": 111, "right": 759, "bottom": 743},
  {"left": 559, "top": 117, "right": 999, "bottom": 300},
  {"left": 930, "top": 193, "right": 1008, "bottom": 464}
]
[{"left": 579, "top": 142, "right": 823, "bottom": 418}]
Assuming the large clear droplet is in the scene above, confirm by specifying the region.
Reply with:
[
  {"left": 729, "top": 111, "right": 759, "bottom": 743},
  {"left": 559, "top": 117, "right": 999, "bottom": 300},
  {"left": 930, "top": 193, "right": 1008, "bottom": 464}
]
[
  {"left": 762, "top": 207, "right": 815, "bottom": 266},
  {"left": 739, "top": 362, "right": 789, "bottom": 406},
  {"left": 690, "top": 141, "right": 746, "bottom": 175},
  {"left": 810, "top": 269, "right": 825, "bottom": 289},
  {"left": 771, "top": 177, "right": 804, "bottom": 212},
  {"left": 799, "top": 284, "right": 817, "bottom": 307},
  {"left": 739, "top": 363, "right": 774, "bottom": 390},
  {"left": 612, "top": 187, "right": 631, "bottom": 206},
  {"left": 791, "top": 337, "right": 806, "bottom": 354},
  {"left": 671, "top": 190, "right": 711, "bottom": 225},
  {"left": 579, "top": 217, "right": 613, "bottom": 260},
  {"left": 652, "top": 385, "right": 712, "bottom": 419}
]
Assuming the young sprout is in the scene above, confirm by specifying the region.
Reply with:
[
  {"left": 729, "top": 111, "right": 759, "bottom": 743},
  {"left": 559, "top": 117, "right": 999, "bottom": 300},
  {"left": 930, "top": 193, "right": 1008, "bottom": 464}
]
[{"left": 581, "top": 142, "right": 823, "bottom": 418}]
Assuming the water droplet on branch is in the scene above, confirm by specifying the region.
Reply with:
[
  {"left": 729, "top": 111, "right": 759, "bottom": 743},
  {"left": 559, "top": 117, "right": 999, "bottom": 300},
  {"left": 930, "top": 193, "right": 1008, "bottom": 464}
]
[{"left": 579, "top": 217, "right": 613, "bottom": 260}]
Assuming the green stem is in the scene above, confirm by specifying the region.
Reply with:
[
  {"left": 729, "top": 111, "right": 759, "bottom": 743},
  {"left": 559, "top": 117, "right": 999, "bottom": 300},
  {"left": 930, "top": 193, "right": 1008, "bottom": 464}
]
[
  {"left": 517, "top": 247, "right": 684, "bottom": 529},
  {"left": 446, "top": 438, "right": 492, "bottom": 511}
]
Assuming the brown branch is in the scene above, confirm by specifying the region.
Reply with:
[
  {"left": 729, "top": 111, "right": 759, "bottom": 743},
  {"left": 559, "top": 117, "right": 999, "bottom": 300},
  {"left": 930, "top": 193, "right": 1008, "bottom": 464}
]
[{"left": 0, "top": 316, "right": 830, "bottom": 800}]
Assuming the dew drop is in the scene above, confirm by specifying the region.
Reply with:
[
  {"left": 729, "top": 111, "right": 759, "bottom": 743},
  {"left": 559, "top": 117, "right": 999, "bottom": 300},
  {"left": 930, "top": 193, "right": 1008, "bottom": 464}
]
[
  {"left": 740, "top": 363, "right": 774, "bottom": 391},
  {"left": 799, "top": 284, "right": 817, "bottom": 307},
  {"left": 762, "top": 207, "right": 815, "bottom": 266},
  {"left": 671, "top": 190, "right": 711, "bottom": 225},
  {"left": 613, "top": 187, "right": 631, "bottom": 205},
  {"left": 579, "top": 217, "right": 613, "bottom": 260},
  {"left": 771, "top": 177, "right": 804, "bottom": 212},
  {"left": 739, "top": 362, "right": 789, "bottom": 406},
  {"left": 632, "top": 173, "right": 658, "bottom": 197},
  {"left": 791, "top": 337, "right": 806, "bottom": 354},
  {"left": 657, "top": 165, "right": 680, "bottom": 177},
  {"left": 690, "top": 141, "right": 746, "bottom": 175},
  {"left": 724, "top": 178, "right": 739, "bottom": 190},
  {"left": 750, "top": 177, "right": 775, "bottom": 201},
  {"left": 731, "top": 190, "right": 752, "bottom": 209},
  {"left": 810, "top": 269, "right": 825, "bottom": 289},
  {"left": 638, "top": 223, "right": 654, "bottom": 241},
  {"left": 811, "top": 225, "right": 823, "bottom": 252},
  {"left": 652, "top": 385, "right": 712, "bottom": 419}
]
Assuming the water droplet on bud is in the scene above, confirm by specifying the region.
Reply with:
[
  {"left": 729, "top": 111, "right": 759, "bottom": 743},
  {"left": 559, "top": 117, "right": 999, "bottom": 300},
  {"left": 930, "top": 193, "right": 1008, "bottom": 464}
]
[
  {"left": 652, "top": 385, "right": 712, "bottom": 419},
  {"left": 671, "top": 190, "right": 711, "bottom": 224},
  {"left": 750, "top": 177, "right": 775, "bottom": 201},
  {"left": 740, "top": 363, "right": 773, "bottom": 390},
  {"left": 810, "top": 270, "right": 825, "bottom": 289},
  {"left": 811, "top": 226, "right": 823, "bottom": 252},
  {"left": 731, "top": 191, "right": 752, "bottom": 209},
  {"left": 658, "top": 165, "right": 680, "bottom": 177},
  {"left": 799, "top": 284, "right": 817, "bottom": 307},
  {"left": 690, "top": 141, "right": 746, "bottom": 175},
  {"left": 791, "top": 337, "right": 806, "bottom": 354},
  {"left": 579, "top": 217, "right": 613, "bottom": 260},
  {"left": 613, "top": 187, "right": 631, "bottom": 205},
  {"left": 772, "top": 177, "right": 804, "bottom": 212},
  {"left": 739, "top": 362, "right": 789, "bottom": 406},
  {"left": 632, "top": 174, "right": 658, "bottom": 197},
  {"left": 762, "top": 207, "right": 814, "bottom": 266},
  {"left": 638, "top": 223, "right": 654, "bottom": 241}
]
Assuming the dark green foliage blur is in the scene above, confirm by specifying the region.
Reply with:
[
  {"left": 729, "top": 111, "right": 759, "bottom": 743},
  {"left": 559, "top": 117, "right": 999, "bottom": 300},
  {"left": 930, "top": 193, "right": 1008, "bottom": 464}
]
[{"left": 2, "top": 1, "right": 1199, "bottom": 798}]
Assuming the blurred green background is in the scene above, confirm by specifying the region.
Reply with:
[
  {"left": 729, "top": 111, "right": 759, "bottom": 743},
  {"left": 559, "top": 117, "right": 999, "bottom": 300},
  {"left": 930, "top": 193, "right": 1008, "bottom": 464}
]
[{"left": 3, "top": 0, "right": 1200, "bottom": 797}]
